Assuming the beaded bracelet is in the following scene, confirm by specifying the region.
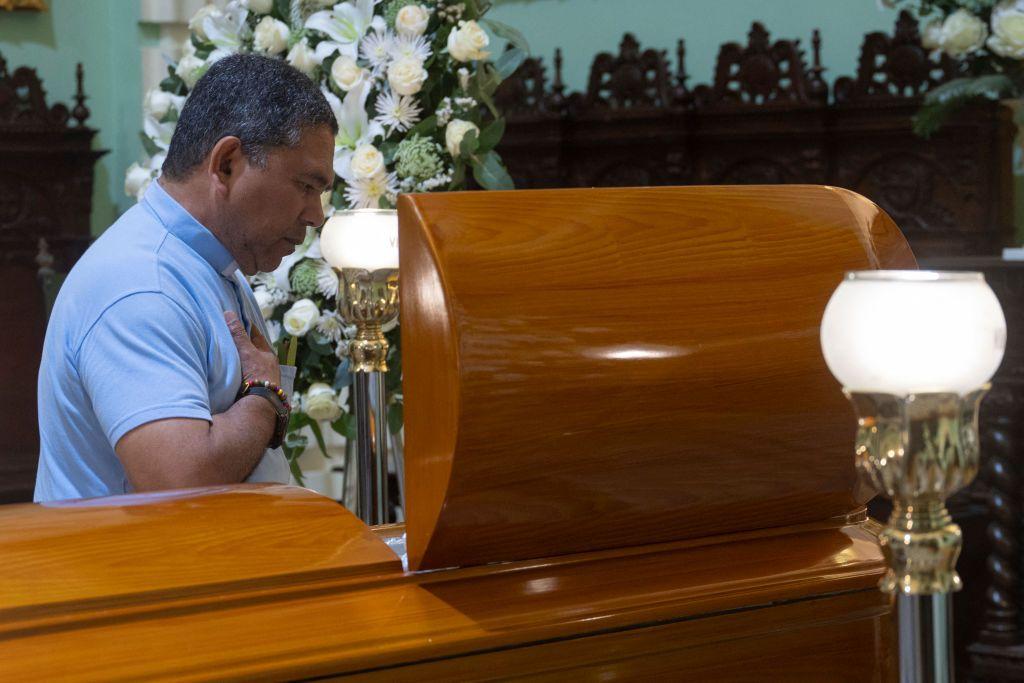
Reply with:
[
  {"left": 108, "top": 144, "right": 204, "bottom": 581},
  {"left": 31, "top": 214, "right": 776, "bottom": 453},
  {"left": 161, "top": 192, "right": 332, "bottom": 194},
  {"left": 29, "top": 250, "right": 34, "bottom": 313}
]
[
  {"left": 239, "top": 379, "right": 291, "bottom": 412},
  {"left": 238, "top": 379, "right": 291, "bottom": 450}
]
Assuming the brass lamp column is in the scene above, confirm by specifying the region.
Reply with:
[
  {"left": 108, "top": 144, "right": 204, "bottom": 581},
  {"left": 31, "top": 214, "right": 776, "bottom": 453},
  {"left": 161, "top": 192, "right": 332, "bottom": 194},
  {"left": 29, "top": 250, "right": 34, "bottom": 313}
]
[
  {"left": 320, "top": 209, "right": 400, "bottom": 526},
  {"left": 821, "top": 271, "right": 1006, "bottom": 683}
]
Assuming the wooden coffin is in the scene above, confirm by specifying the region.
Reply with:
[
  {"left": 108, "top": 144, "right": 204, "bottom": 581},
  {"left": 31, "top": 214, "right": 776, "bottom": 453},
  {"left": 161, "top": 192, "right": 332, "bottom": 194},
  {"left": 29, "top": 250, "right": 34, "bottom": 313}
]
[{"left": 0, "top": 185, "right": 913, "bottom": 681}]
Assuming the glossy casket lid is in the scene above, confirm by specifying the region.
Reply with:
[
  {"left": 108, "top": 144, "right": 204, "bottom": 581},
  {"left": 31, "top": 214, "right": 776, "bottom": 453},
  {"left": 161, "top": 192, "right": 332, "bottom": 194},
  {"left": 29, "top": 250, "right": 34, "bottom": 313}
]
[
  {"left": 398, "top": 184, "right": 915, "bottom": 571},
  {"left": 0, "top": 484, "right": 402, "bottom": 615}
]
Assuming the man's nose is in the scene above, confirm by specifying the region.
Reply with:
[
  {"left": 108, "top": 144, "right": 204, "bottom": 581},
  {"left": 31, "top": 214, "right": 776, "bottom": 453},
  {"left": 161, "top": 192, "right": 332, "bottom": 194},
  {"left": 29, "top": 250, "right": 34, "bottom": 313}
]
[{"left": 303, "top": 193, "right": 326, "bottom": 229}]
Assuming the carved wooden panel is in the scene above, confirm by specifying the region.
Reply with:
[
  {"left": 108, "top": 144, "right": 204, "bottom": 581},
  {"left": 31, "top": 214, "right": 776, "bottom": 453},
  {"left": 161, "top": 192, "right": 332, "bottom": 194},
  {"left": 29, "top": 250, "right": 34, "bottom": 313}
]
[
  {"left": 495, "top": 11, "right": 1015, "bottom": 259},
  {"left": 0, "top": 53, "right": 105, "bottom": 504}
]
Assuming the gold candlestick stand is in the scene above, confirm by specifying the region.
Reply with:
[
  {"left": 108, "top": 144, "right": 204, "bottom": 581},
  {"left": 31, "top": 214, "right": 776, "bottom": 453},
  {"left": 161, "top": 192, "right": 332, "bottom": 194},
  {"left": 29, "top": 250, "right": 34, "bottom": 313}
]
[
  {"left": 337, "top": 267, "right": 399, "bottom": 526},
  {"left": 846, "top": 389, "right": 987, "bottom": 683}
]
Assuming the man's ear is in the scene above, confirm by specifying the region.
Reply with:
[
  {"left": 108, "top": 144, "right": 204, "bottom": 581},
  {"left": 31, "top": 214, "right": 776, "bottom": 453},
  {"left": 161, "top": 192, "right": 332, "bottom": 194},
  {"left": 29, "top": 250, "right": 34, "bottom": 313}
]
[{"left": 206, "top": 136, "right": 244, "bottom": 197}]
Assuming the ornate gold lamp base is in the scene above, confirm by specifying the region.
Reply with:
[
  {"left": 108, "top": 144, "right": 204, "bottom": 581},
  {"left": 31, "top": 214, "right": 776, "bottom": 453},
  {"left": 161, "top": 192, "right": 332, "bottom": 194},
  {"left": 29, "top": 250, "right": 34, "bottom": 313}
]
[
  {"left": 846, "top": 389, "right": 987, "bottom": 683},
  {"left": 338, "top": 268, "right": 399, "bottom": 526}
]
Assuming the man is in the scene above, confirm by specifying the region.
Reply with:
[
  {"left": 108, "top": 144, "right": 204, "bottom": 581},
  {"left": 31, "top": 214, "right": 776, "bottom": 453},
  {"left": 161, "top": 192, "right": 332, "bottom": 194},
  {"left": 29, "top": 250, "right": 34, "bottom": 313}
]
[{"left": 34, "top": 54, "right": 336, "bottom": 501}]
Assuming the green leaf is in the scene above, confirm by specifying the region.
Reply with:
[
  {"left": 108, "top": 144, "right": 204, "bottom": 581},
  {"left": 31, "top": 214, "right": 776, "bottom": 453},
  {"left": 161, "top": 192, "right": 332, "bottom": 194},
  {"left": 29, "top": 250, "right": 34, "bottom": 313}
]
[
  {"left": 306, "top": 417, "right": 330, "bottom": 458},
  {"left": 406, "top": 114, "right": 437, "bottom": 138},
  {"left": 481, "top": 18, "right": 531, "bottom": 53},
  {"left": 469, "top": 64, "right": 501, "bottom": 118},
  {"left": 139, "top": 130, "right": 162, "bottom": 157},
  {"left": 913, "top": 75, "right": 1016, "bottom": 137},
  {"left": 331, "top": 412, "right": 358, "bottom": 440},
  {"left": 449, "top": 160, "right": 466, "bottom": 189},
  {"left": 286, "top": 452, "right": 305, "bottom": 485},
  {"left": 471, "top": 150, "right": 514, "bottom": 190},
  {"left": 381, "top": 140, "right": 399, "bottom": 165},
  {"left": 476, "top": 117, "right": 505, "bottom": 152},
  {"left": 273, "top": 0, "right": 292, "bottom": 22},
  {"left": 306, "top": 332, "right": 335, "bottom": 357},
  {"left": 462, "top": 0, "right": 485, "bottom": 20},
  {"left": 494, "top": 47, "right": 526, "bottom": 81},
  {"left": 459, "top": 128, "right": 479, "bottom": 157},
  {"left": 387, "top": 400, "right": 404, "bottom": 435},
  {"left": 159, "top": 73, "right": 186, "bottom": 96}
]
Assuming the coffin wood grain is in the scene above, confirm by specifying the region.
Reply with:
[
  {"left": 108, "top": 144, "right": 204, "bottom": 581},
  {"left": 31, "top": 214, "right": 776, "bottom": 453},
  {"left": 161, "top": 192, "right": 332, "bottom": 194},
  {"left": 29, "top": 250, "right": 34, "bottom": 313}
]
[
  {"left": 0, "top": 511, "right": 888, "bottom": 681},
  {"left": 0, "top": 484, "right": 402, "bottom": 620},
  {"left": 398, "top": 184, "right": 915, "bottom": 571}
]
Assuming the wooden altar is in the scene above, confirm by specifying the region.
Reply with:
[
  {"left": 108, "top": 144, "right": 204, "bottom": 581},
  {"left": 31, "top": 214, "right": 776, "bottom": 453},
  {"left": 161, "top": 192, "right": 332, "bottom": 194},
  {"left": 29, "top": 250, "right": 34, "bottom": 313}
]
[
  {"left": 495, "top": 12, "right": 1015, "bottom": 260},
  {"left": 1, "top": 185, "right": 911, "bottom": 680},
  {"left": 0, "top": 53, "right": 105, "bottom": 504}
]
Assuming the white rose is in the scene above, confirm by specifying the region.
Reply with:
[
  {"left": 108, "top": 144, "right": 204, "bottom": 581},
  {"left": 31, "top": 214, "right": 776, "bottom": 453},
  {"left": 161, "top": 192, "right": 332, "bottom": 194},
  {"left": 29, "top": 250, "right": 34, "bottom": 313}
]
[
  {"left": 287, "top": 38, "right": 319, "bottom": 76},
  {"left": 350, "top": 144, "right": 385, "bottom": 179},
  {"left": 331, "top": 55, "right": 367, "bottom": 91},
  {"left": 254, "top": 287, "right": 277, "bottom": 319},
  {"left": 387, "top": 55, "right": 428, "bottom": 96},
  {"left": 395, "top": 4, "right": 430, "bottom": 37},
  {"left": 988, "top": 0, "right": 1024, "bottom": 59},
  {"left": 253, "top": 16, "right": 290, "bottom": 55},
  {"left": 143, "top": 88, "right": 186, "bottom": 120},
  {"left": 940, "top": 9, "right": 988, "bottom": 57},
  {"left": 445, "top": 119, "right": 480, "bottom": 157},
  {"left": 242, "top": 0, "right": 273, "bottom": 14},
  {"left": 124, "top": 163, "right": 152, "bottom": 200},
  {"left": 303, "top": 383, "right": 343, "bottom": 422},
  {"left": 176, "top": 54, "right": 206, "bottom": 89},
  {"left": 188, "top": 4, "right": 218, "bottom": 42},
  {"left": 446, "top": 20, "right": 490, "bottom": 62},
  {"left": 921, "top": 20, "right": 943, "bottom": 51},
  {"left": 283, "top": 298, "right": 320, "bottom": 337}
]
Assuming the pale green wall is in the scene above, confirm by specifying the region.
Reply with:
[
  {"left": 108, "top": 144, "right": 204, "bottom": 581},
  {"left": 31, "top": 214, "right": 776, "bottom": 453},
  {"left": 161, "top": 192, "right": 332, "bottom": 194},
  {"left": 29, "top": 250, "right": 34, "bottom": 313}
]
[
  {"left": 0, "top": 0, "right": 142, "bottom": 235},
  {"left": 488, "top": 0, "right": 901, "bottom": 92},
  {"left": 4, "top": 0, "right": 1010, "bottom": 241}
]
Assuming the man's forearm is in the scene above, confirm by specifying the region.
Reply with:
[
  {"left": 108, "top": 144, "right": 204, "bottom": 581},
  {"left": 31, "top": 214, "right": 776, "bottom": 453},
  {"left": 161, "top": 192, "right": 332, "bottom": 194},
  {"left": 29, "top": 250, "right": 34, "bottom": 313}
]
[{"left": 204, "top": 396, "right": 277, "bottom": 483}]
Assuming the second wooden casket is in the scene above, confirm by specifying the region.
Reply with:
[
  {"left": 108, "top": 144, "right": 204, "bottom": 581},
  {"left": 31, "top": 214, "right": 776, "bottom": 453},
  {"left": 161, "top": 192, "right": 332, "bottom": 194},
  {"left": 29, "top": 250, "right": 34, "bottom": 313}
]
[{"left": 0, "top": 185, "right": 914, "bottom": 681}]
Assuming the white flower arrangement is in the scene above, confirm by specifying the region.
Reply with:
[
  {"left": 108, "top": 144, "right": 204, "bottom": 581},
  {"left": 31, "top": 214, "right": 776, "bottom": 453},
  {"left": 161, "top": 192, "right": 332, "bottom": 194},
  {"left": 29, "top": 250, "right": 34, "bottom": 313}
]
[
  {"left": 887, "top": 0, "right": 1024, "bottom": 134},
  {"left": 128, "top": 0, "right": 528, "bottom": 482}
]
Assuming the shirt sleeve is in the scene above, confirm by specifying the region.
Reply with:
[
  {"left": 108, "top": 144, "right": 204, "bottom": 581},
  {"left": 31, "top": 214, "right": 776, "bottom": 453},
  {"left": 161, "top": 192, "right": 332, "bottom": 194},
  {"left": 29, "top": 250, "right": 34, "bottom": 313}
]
[{"left": 77, "top": 291, "right": 212, "bottom": 448}]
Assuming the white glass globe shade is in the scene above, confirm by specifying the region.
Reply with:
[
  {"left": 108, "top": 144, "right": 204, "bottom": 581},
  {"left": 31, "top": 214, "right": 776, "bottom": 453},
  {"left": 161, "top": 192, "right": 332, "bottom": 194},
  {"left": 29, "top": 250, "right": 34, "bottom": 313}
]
[
  {"left": 319, "top": 209, "right": 399, "bottom": 271},
  {"left": 820, "top": 271, "right": 1006, "bottom": 395}
]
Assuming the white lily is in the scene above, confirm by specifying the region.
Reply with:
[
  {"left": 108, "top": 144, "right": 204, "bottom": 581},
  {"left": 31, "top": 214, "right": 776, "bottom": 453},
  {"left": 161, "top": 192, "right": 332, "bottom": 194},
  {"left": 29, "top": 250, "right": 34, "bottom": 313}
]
[
  {"left": 305, "top": 0, "right": 385, "bottom": 60},
  {"left": 202, "top": 3, "right": 250, "bottom": 51},
  {"left": 323, "top": 82, "right": 384, "bottom": 181},
  {"left": 143, "top": 115, "right": 175, "bottom": 150}
]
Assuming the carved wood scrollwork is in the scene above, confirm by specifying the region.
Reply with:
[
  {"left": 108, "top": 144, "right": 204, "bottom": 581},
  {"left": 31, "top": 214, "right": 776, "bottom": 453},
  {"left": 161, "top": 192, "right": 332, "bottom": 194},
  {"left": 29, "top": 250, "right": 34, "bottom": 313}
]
[
  {"left": 699, "top": 22, "right": 822, "bottom": 108},
  {"left": 578, "top": 33, "right": 674, "bottom": 111},
  {"left": 834, "top": 10, "right": 961, "bottom": 103},
  {"left": 0, "top": 55, "right": 70, "bottom": 127}
]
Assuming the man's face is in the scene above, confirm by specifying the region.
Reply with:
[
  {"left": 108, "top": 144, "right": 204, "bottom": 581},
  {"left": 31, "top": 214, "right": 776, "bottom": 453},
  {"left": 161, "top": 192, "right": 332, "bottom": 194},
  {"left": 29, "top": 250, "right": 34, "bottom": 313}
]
[{"left": 223, "top": 124, "right": 335, "bottom": 274}]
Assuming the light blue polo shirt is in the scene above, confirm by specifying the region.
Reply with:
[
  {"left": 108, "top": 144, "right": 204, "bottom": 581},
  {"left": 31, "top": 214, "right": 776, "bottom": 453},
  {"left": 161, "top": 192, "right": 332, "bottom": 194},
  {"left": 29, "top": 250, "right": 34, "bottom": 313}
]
[{"left": 34, "top": 180, "right": 291, "bottom": 502}]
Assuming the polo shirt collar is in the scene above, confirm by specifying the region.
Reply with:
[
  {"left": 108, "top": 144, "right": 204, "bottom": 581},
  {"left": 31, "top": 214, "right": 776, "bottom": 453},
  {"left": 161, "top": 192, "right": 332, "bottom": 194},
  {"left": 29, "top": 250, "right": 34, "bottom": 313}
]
[{"left": 143, "top": 180, "right": 239, "bottom": 278}]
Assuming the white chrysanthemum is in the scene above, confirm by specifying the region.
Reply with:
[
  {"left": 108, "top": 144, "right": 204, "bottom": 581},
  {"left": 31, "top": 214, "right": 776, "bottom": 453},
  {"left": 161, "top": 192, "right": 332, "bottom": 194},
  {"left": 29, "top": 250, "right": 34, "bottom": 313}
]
[
  {"left": 316, "top": 309, "right": 345, "bottom": 342},
  {"left": 374, "top": 88, "right": 422, "bottom": 133},
  {"left": 360, "top": 29, "right": 394, "bottom": 75},
  {"left": 313, "top": 259, "right": 340, "bottom": 298},
  {"left": 344, "top": 171, "right": 398, "bottom": 209},
  {"left": 389, "top": 33, "right": 432, "bottom": 63}
]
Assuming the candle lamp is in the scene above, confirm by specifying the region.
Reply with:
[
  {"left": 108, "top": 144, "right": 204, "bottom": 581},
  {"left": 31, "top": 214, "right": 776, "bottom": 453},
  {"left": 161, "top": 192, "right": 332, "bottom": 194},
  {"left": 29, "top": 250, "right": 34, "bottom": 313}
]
[
  {"left": 320, "top": 209, "right": 399, "bottom": 526},
  {"left": 820, "top": 270, "right": 1006, "bottom": 683}
]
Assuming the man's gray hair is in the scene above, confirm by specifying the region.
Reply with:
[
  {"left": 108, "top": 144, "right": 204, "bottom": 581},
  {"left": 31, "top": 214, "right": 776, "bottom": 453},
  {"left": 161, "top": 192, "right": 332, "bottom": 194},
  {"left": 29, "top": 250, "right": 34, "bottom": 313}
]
[{"left": 162, "top": 53, "right": 337, "bottom": 180}]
